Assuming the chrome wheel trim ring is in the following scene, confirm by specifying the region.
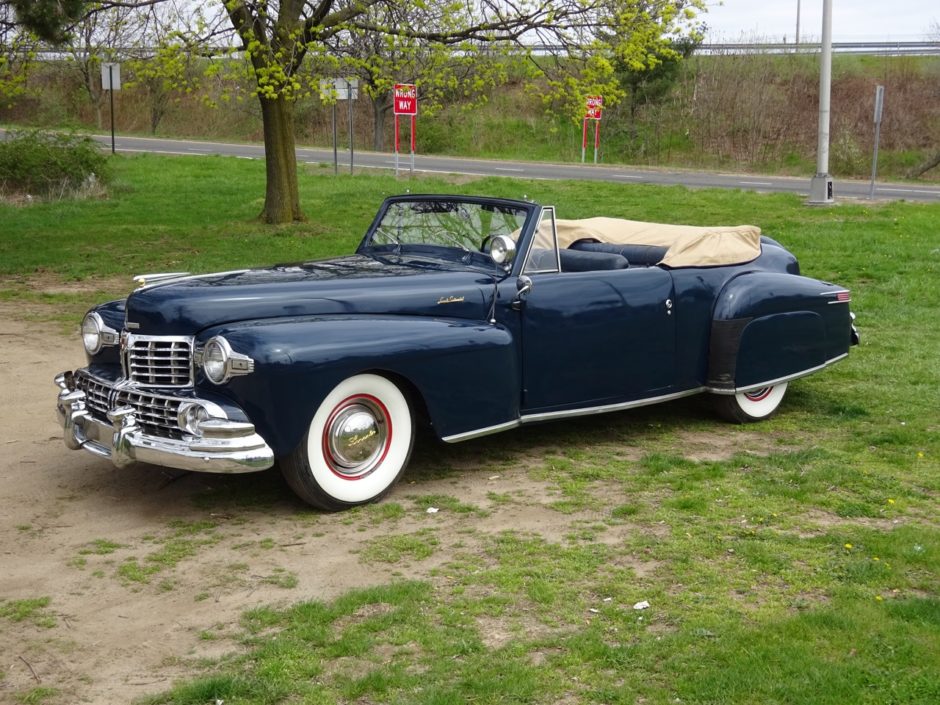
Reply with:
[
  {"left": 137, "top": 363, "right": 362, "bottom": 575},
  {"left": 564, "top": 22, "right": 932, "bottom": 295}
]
[
  {"left": 744, "top": 387, "right": 773, "bottom": 402},
  {"left": 322, "top": 395, "right": 391, "bottom": 480}
]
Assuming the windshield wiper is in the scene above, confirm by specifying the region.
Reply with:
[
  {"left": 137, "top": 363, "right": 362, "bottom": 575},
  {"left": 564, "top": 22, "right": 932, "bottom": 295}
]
[
  {"left": 372, "top": 227, "right": 404, "bottom": 250},
  {"left": 430, "top": 229, "right": 473, "bottom": 261}
]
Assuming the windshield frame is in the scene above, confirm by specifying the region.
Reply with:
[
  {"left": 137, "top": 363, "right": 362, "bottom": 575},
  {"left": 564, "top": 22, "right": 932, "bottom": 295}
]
[{"left": 357, "top": 194, "right": 543, "bottom": 276}]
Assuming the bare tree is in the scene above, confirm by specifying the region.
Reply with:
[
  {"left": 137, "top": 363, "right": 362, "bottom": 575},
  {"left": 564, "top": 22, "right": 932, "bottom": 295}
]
[
  {"left": 3, "top": 0, "right": 707, "bottom": 223},
  {"left": 124, "top": 2, "right": 218, "bottom": 134},
  {"left": 322, "top": 4, "right": 515, "bottom": 151},
  {"left": 67, "top": 6, "right": 144, "bottom": 129},
  {"left": 218, "top": 0, "right": 706, "bottom": 223},
  {"left": 907, "top": 20, "right": 940, "bottom": 178},
  {"left": 0, "top": 2, "right": 37, "bottom": 104}
]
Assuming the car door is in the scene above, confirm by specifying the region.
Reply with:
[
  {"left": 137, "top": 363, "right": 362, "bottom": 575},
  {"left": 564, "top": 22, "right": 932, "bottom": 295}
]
[{"left": 517, "top": 208, "right": 677, "bottom": 413}]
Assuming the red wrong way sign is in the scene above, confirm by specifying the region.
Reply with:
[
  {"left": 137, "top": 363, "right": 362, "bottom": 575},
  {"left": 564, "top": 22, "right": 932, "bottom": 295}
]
[
  {"left": 585, "top": 95, "right": 603, "bottom": 120},
  {"left": 394, "top": 84, "right": 417, "bottom": 115}
]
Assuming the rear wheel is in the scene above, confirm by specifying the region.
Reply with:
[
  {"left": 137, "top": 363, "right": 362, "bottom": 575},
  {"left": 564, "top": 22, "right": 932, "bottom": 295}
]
[
  {"left": 281, "top": 374, "right": 414, "bottom": 510},
  {"left": 712, "top": 382, "right": 789, "bottom": 423}
]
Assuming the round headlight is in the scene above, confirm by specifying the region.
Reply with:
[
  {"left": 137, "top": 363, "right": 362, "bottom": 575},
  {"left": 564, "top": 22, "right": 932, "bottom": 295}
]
[
  {"left": 202, "top": 338, "right": 229, "bottom": 384},
  {"left": 488, "top": 235, "right": 516, "bottom": 265},
  {"left": 82, "top": 312, "right": 103, "bottom": 355}
]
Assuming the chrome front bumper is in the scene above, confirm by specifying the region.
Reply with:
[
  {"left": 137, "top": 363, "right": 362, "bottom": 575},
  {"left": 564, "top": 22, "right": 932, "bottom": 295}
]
[{"left": 55, "top": 372, "right": 274, "bottom": 474}]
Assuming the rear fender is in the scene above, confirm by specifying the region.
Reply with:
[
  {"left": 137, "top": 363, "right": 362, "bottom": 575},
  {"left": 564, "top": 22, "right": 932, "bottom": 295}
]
[
  {"left": 708, "top": 273, "right": 853, "bottom": 391},
  {"left": 197, "top": 315, "right": 518, "bottom": 455}
]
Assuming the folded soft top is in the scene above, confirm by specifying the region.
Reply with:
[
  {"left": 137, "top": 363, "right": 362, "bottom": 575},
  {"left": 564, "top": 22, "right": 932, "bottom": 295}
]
[{"left": 554, "top": 217, "right": 762, "bottom": 268}]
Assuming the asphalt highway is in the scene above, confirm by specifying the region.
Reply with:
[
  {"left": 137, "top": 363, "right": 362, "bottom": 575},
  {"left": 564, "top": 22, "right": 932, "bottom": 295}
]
[{"left": 87, "top": 132, "right": 940, "bottom": 204}]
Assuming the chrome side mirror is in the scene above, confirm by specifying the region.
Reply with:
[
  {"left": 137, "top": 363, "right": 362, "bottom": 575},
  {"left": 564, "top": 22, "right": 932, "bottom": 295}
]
[
  {"left": 512, "top": 275, "right": 533, "bottom": 310},
  {"left": 516, "top": 275, "right": 532, "bottom": 296},
  {"left": 487, "top": 234, "right": 517, "bottom": 266}
]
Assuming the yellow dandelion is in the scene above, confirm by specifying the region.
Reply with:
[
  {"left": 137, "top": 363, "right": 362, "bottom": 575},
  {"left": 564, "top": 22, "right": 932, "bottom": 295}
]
[
  {"left": 917, "top": 452, "right": 924, "bottom": 459},
  {"left": 887, "top": 499, "right": 896, "bottom": 505},
  {"left": 875, "top": 595, "right": 884, "bottom": 602},
  {"left": 873, "top": 557, "right": 880, "bottom": 561},
  {"left": 844, "top": 543, "right": 853, "bottom": 550}
]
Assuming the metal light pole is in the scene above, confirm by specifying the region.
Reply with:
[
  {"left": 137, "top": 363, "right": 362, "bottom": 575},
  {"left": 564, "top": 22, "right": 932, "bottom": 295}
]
[
  {"left": 808, "top": 0, "right": 834, "bottom": 204},
  {"left": 795, "top": 0, "right": 801, "bottom": 47}
]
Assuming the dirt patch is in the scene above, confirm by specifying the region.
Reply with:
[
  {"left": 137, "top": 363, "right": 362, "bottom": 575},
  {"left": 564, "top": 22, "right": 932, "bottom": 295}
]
[
  {"left": 0, "top": 311, "right": 663, "bottom": 705},
  {"left": 672, "top": 427, "right": 795, "bottom": 462},
  {"left": 0, "top": 273, "right": 129, "bottom": 297},
  {"left": 798, "top": 509, "right": 904, "bottom": 533}
]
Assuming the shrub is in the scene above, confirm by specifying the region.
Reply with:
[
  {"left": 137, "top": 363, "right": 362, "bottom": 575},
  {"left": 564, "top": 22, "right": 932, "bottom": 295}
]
[{"left": 0, "top": 130, "right": 110, "bottom": 199}]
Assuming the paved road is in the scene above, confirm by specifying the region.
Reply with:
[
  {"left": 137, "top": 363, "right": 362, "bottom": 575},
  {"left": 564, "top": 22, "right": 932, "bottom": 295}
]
[{"left": 89, "top": 132, "right": 940, "bottom": 203}]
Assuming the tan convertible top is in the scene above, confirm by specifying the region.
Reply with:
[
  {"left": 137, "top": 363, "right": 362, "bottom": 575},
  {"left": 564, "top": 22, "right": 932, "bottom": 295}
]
[{"left": 554, "top": 217, "right": 762, "bottom": 268}]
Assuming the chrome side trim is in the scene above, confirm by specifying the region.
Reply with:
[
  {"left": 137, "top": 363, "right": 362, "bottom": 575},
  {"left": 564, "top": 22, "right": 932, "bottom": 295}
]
[
  {"left": 443, "top": 352, "right": 850, "bottom": 441},
  {"left": 442, "top": 419, "right": 521, "bottom": 443},
  {"left": 520, "top": 387, "right": 706, "bottom": 423},
  {"left": 442, "top": 387, "right": 706, "bottom": 443},
  {"left": 712, "top": 353, "right": 850, "bottom": 395}
]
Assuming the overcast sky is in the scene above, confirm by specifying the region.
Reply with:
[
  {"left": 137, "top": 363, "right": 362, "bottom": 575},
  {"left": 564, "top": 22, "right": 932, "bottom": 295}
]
[{"left": 702, "top": 1, "right": 937, "bottom": 42}]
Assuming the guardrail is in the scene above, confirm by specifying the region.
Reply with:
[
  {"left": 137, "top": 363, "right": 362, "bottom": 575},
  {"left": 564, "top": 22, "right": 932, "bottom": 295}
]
[
  {"left": 694, "top": 41, "right": 940, "bottom": 56},
  {"left": 28, "top": 40, "right": 940, "bottom": 63}
]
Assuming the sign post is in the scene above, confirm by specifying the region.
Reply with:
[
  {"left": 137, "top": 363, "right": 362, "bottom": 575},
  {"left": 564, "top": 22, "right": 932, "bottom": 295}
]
[
  {"left": 393, "top": 84, "right": 417, "bottom": 176},
  {"left": 319, "top": 78, "right": 358, "bottom": 175},
  {"left": 100, "top": 62, "right": 121, "bottom": 154},
  {"left": 582, "top": 95, "right": 603, "bottom": 164},
  {"left": 869, "top": 85, "right": 885, "bottom": 200}
]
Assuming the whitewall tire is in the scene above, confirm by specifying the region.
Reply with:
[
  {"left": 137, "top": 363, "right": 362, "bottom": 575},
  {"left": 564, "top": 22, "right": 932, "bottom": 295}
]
[
  {"left": 281, "top": 374, "right": 414, "bottom": 510},
  {"left": 712, "top": 382, "right": 789, "bottom": 424}
]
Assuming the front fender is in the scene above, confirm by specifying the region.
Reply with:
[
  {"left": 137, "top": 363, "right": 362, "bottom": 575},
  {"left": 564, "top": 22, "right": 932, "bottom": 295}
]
[{"left": 197, "top": 315, "right": 519, "bottom": 455}]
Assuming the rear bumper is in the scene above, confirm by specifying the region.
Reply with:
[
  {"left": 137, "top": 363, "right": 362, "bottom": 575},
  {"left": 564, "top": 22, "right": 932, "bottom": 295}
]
[{"left": 55, "top": 372, "right": 274, "bottom": 474}]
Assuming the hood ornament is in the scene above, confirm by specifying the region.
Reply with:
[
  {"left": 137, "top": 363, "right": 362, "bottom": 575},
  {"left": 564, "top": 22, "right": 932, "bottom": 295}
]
[{"left": 132, "top": 272, "right": 191, "bottom": 289}]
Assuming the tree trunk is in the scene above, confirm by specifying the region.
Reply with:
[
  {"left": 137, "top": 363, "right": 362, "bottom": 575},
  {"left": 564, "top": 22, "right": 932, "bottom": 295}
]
[
  {"left": 372, "top": 97, "right": 386, "bottom": 152},
  {"left": 907, "top": 151, "right": 940, "bottom": 179},
  {"left": 259, "top": 95, "right": 303, "bottom": 224}
]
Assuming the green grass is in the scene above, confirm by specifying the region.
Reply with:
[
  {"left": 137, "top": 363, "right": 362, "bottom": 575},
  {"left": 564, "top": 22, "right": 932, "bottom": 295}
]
[
  {"left": 359, "top": 529, "right": 440, "bottom": 564},
  {"left": 106, "top": 517, "right": 220, "bottom": 586},
  {"left": 78, "top": 538, "right": 124, "bottom": 555},
  {"left": 15, "top": 687, "right": 59, "bottom": 704},
  {"left": 3, "top": 154, "right": 938, "bottom": 704},
  {"left": 0, "top": 597, "right": 56, "bottom": 629}
]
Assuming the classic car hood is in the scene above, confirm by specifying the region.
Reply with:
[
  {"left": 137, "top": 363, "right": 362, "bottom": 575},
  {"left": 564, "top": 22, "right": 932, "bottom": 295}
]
[{"left": 125, "top": 255, "right": 497, "bottom": 335}]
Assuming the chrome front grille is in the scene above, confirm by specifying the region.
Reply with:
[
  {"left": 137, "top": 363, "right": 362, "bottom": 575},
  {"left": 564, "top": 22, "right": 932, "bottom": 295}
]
[
  {"left": 114, "top": 388, "right": 183, "bottom": 439},
  {"left": 75, "top": 373, "right": 185, "bottom": 440},
  {"left": 79, "top": 375, "right": 112, "bottom": 420},
  {"left": 126, "top": 336, "right": 193, "bottom": 387}
]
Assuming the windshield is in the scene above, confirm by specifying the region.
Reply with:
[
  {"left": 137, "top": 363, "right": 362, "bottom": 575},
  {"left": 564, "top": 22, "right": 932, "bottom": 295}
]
[{"left": 364, "top": 199, "right": 530, "bottom": 261}]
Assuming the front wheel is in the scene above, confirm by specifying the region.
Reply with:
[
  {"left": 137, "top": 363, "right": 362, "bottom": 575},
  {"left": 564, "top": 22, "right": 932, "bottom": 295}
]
[
  {"left": 712, "top": 382, "right": 789, "bottom": 424},
  {"left": 281, "top": 374, "right": 414, "bottom": 510}
]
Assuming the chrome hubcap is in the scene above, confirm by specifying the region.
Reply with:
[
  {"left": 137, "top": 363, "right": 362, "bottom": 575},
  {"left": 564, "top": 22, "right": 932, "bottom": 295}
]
[{"left": 325, "top": 399, "right": 388, "bottom": 478}]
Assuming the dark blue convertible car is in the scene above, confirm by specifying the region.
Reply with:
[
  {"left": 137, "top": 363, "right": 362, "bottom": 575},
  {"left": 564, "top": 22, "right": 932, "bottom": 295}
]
[{"left": 56, "top": 195, "right": 858, "bottom": 509}]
